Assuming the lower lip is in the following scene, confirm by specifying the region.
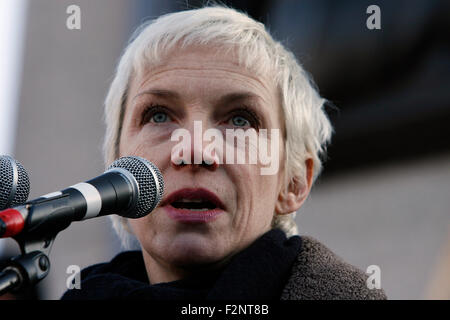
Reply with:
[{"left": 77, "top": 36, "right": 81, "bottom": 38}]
[{"left": 164, "top": 205, "right": 224, "bottom": 223}]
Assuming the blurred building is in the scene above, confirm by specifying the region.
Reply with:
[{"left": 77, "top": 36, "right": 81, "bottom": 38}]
[
  {"left": 1, "top": 0, "right": 449, "bottom": 299},
  {"left": 8, "top": 0, "right": 133, "bottom": 299}
]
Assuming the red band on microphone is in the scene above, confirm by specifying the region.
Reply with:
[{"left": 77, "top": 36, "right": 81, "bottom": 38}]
[{"left": 0, "top": 209, "right": 25, "bottom": 238}]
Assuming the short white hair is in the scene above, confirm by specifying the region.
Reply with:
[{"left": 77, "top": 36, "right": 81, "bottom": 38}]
[{"left": 103, "top": 6, "right": 332, "bottom": 249}]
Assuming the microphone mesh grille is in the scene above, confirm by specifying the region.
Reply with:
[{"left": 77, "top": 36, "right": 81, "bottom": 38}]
[
  {"left": 0, "top": 156, "right": 30, "bottom": 209},
  {"left": 107, "top": 156, "right": 164, "bottom": 218}
]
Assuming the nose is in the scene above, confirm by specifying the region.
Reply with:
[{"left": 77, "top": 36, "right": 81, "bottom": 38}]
[{"left": 171, "top": 120, "right": 220, "bottom": 171}]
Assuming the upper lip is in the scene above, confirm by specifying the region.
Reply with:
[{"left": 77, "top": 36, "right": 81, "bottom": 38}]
[{"left": 160, "top": 188, "right": 225, "bottom": 210}]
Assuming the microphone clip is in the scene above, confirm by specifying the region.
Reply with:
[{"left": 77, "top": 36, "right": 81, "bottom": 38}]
[{"left": 0, "top": 229, "right": 57, "bottom": 296}]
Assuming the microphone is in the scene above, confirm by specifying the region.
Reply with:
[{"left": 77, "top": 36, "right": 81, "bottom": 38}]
[
  {"left": 0, "top": 156, "right": 164, "bottom": 238},
  {"left": 0, "top": 155, "right": 30, "bottom": 210}
]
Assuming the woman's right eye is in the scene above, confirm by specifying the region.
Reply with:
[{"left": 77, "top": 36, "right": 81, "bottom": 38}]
[{"left": 141, "top": 106, "right": 172, "bottom": 125}]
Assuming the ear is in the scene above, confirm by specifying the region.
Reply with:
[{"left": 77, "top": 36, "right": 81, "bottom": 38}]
[{"left": 275, "top": 158, "right": 314, "bottom": 215}]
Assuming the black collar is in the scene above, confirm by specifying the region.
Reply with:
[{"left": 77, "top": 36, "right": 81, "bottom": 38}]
[{"left": 61, "top": 228, "right": 302, "bottom": 300}]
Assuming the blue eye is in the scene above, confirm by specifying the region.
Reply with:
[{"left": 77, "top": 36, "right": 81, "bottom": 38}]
[
  {"left": 151, "top": 112, "right": 169, "bottom": 123},
  {"left": 227, "top": 107, "right": 261, "bottom": 129},
  {"left": 141, "top": 105, "right": 172, "bottom": 125},
  {"left": 230, "top": 115, "right": 251, "bottom": 127}
]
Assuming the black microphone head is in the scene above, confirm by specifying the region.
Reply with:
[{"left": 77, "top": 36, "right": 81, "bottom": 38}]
[
  {"left": 107, "top": 156, "right": 164, "bottom": 219},
  {"left": 0, "top": 155, "right": 30, "bottom": 209}
]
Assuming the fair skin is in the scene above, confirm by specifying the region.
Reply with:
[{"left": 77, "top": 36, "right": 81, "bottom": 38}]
[{"left": 119, "top": 45, "right": 313, "bottom": 284}]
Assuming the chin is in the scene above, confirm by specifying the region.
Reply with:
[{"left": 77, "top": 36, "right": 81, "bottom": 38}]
[{"left": 167, "top": 232, "right": 227, "bottom": 267}]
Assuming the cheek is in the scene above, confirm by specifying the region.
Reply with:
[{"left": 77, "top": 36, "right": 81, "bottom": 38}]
[
  {"left": 253, "top": 175, "right": 279, "bottom": 216},
  {"left": 119, "top": 126, "right": 174, "bottom": 160},
  {"left": 128, "top": 216, "right": 149, "bottom": 236},
  {"left": 232, "top": 165, "right": 279, "bottom": 225},
  {"left": 127, "top": 209, "right": 163, "bottom": 244}
]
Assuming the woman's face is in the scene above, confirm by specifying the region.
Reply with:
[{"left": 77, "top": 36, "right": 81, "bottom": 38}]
[{"left": 119, "top": 46, "right": 287, "bottom": 282}]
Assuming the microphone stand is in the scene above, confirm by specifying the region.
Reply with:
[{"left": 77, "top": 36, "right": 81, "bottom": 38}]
[
  {"left": 0, "top": 232, "right": 57, "bottom": 296},
  {"left": 0, "top": 195, "right": 74, "bottom": 295}
]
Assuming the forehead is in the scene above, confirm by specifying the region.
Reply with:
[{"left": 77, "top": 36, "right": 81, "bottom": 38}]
[{"left": 130, "top": 45, "right": 278, "bottom": 101}]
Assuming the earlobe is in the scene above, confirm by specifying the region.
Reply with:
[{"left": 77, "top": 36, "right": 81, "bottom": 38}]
[{"left": 275, "top": 158, "right": 314, "bottom": 215}]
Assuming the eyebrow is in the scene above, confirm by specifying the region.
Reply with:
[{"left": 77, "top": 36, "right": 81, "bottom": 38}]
[
  {"left": 216, "top": 91, "right": 262, "bottom": 106},
  {"left": 133, "top": 89, "right": 181, "bottom": 101},
  {"left": 133, "top": 89, "right": 263, "bottom": 105}
]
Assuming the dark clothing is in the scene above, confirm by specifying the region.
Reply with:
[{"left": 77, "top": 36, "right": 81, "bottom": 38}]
[{"left": 61, "top": 229, "right": 386, "bottom": 300}]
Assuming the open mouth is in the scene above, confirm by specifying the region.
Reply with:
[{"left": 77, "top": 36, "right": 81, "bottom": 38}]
[
  {"left": 171, "top": 199, "right": 218, "bottom": 211},
  {"left": 162, "top": 188, "right": 225, "bottom": 222},
  {"left": 161, "top": 188, "right": 225, "bottom": 212}
]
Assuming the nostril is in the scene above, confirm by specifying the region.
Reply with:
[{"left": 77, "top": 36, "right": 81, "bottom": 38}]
[
  {"left": 200, "top": 159, "right": 219, "bottom": 171},
  {"left": 171, "top": 158, "right": 188, "bottom": 167}
]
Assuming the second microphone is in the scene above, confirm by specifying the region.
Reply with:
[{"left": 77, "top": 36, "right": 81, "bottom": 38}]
[{"left": 0, "top": 156, "right": 164, "bottom": 238}]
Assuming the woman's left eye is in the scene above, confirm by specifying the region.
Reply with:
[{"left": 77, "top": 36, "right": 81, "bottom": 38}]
[
  {"left": 227, "top": 108, "right": 260, "bottom": 128},
  {"left": 230, "top": 115, "right": 251, "bottom": 127},
  {"left": 151, "top": 112, "right": 169, "bottom": 123}
]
